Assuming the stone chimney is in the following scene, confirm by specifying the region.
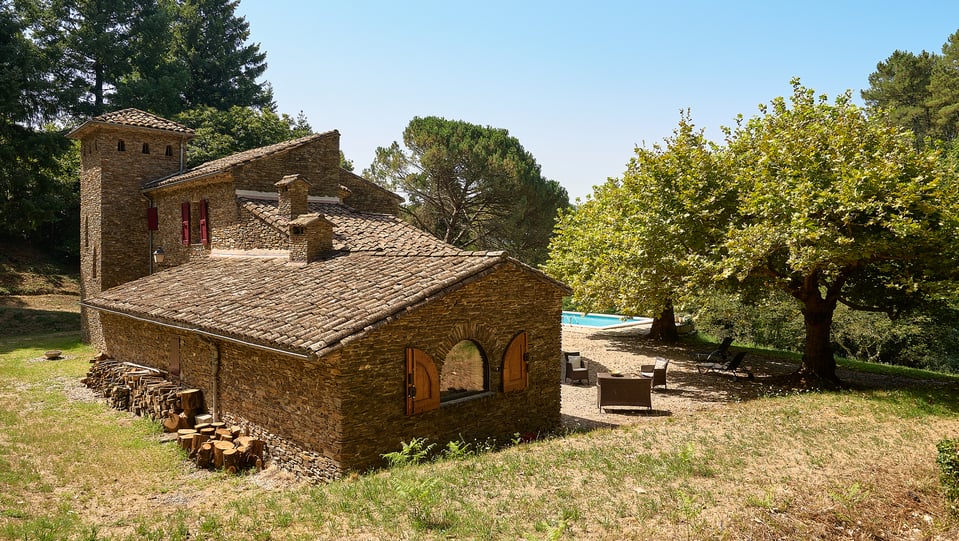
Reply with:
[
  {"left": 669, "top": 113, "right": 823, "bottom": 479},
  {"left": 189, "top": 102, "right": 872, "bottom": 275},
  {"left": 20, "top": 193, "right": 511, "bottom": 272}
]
[
  {"left": 338, "top": 184, "right": 352, "bottom": 203},
  {"left": 276, "top": 174, "right": 310, "bottom": 219},
  {"left": 289, "top": 213, "right": 334, "bottom": 263}
]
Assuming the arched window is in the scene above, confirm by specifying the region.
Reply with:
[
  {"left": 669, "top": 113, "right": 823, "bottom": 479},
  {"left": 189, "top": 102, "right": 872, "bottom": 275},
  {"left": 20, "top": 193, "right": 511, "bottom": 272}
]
[
  {"left": 142, "top": 143, "right": 150, "bottom": 154},
  {"left": 440, "top": 340, "right": 488, "bottom": 402},
  {"left": 165, "top": 145, "right": 173, "bottom": 156},
  {"left": 117, "top": 140, "right": 125, "bottom": 151}
]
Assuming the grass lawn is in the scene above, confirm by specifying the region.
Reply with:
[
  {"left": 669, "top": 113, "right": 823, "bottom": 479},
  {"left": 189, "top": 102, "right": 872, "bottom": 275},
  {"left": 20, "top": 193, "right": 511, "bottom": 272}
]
[{"left": 1, "top": 331, "right": 958, "bottom": 539}]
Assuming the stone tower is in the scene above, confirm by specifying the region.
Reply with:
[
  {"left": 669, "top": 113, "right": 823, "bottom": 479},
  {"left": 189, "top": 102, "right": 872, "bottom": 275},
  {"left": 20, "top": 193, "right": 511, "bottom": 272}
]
[{"left": 68, "top": 109, "right": 194, "bottom": 345}]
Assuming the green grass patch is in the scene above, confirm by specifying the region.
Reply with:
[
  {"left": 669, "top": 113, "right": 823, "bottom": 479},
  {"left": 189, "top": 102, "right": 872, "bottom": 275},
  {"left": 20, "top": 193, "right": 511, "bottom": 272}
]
[{"left": 1, "top": 332, "right": 958, "bottom": 539}]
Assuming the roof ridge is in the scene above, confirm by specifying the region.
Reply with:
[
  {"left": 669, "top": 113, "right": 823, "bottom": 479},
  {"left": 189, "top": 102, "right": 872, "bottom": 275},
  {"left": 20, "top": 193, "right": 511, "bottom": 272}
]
[{"left": 143, "top": 131, "right": 339, "bottom": 190}]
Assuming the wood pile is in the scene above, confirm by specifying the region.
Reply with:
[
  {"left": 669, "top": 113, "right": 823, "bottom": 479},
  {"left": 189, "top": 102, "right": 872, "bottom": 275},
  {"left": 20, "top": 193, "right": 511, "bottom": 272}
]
[
  {"left": 82, "top": 356, "right": 265, "bottom": 475},
  {"left": 176, "top": 423, "right": 265, "bottom": 473},
  {"left": 82, "top": 359, "right": 181, "bottom": 422}
]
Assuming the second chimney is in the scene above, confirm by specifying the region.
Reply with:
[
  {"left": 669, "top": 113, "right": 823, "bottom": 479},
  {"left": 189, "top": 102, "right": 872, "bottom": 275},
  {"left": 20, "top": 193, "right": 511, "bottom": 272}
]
[{"left": 276, "top": 174, "right": 310, "bottom": 219}]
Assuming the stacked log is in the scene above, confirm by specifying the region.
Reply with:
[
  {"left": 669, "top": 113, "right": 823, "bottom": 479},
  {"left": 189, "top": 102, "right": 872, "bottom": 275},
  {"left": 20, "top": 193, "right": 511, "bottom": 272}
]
[
  {"left": 83, "top": 356, "right": 265, "bottom": 475},
  {"left": 83, "top": 358, "right": 186, "bottom": 423},
  {"left": 187, "top": 424, "right": 264, "bottom": 474}
]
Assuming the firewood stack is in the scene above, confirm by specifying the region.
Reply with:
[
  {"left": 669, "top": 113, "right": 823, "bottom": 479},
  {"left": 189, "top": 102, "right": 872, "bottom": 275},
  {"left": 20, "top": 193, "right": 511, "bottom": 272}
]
[
  {"left": 83, "top": 355, "right": 265, "bottom": 475},
  {"left": 177, "top": 423, "right": 265, "bottom": 474}
]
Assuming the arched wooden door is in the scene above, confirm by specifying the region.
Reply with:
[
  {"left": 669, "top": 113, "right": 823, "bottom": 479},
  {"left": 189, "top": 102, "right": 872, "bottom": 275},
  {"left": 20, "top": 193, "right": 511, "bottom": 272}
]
[
  {"left": 502, "top": 331, "right": 528, "bottom": 393},
  {"left": 406, "top": 347, "right": 439, "bottom": 415}
]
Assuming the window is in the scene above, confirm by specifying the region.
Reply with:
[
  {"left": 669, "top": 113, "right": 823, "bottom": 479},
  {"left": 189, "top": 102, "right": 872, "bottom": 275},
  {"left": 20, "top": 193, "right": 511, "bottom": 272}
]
[
  {"left": 165, "top": 145, "right": 173, "bottom": 157},
  {"left": 440, "top": 340, "right": 488, "bottom": 402},
  {"left": 198, "top": 199, "right": 209, "bottom": 245},
  {"left": 181, "top": 202, "right": 191, "bottom": 245},
  {"left": 91, "top": 247, "right": 97, "bottom": 278},
  {"left": 117, "top": 140, "right": 125, "bottom": 151},
  {"left": 142, "top": 143, "right": 150, "bottom": 154}
]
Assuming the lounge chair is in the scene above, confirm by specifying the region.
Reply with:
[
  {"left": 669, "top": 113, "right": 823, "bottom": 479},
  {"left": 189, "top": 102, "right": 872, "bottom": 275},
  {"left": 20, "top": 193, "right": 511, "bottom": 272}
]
[
  {"left": 697, "top": 351, "right": 753, "bottom": 380},
  {"left": 564, "top": 351, "right": 589, "bottom": 384},
  {"left": 692, "top": 336, "right": 734, "bottom": 363},
  {"left": 640, "top": 357, "right": 669, "bottom": 389}
]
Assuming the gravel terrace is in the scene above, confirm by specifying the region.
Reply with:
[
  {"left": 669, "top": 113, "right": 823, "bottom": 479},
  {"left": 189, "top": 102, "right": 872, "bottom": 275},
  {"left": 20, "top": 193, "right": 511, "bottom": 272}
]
[{"left": 558, "top": 324, "right": 924, "bottom": 432}]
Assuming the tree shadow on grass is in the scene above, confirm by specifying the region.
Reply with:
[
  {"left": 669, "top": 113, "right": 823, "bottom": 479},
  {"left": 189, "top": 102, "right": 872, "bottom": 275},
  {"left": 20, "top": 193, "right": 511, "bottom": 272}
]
[{"left": 0, "top": 305, "right": 80, "bottom": 353}]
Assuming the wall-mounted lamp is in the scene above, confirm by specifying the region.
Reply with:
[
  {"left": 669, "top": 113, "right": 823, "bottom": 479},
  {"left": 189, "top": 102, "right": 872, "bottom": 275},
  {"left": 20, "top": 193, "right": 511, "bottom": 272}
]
[{"left": 152, "top": 247, "right": 165, "bottom": 264}]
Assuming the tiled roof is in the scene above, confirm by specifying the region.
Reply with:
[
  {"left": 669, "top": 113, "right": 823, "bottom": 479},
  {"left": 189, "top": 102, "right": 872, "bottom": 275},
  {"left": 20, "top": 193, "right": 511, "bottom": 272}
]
[
  {"left": 143, "top": 132, "right": 337, "bottom": 190},
  {"left": 240, "top": 199, "right": 468, "bottom": 255},
  {"left": 68, "top": 108, "right": 193, "bottom": 137},
  {"left": 85, "top": 252, "right": 510, "bottom": 358}
]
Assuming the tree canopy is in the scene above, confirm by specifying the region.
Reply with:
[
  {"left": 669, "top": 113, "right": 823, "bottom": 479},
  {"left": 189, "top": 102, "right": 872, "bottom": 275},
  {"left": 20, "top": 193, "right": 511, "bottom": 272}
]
[
  {"left": 364, "top": 116, "right": 569, "bottom": 265},
  {"left": 546, "top": 81, "right": 959, "bottom": 380},
  {"left": 545, "top": 113, "right": 735, "bottom": 340},
  {"left": 721, "top": 81, "right": 957, "bottom": 379}
]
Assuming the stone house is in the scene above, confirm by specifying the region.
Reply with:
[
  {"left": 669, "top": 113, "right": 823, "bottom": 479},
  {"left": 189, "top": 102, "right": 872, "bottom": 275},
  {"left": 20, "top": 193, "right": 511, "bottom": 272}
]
[{"left": 69, "top": 109, "right": 569, "bottom": 479}]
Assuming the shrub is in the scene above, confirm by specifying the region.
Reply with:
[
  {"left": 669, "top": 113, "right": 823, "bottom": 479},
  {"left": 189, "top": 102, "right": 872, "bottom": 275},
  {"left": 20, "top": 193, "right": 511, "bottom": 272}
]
[{"left": 936, "top": 438, "right": 959, "bottom": 512}]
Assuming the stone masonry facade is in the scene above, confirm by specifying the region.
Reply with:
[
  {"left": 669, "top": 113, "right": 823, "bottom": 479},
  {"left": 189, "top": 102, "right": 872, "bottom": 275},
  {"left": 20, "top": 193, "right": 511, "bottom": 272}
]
[{"left": 72, "top": 108, "right": 569, "bottom": 479}]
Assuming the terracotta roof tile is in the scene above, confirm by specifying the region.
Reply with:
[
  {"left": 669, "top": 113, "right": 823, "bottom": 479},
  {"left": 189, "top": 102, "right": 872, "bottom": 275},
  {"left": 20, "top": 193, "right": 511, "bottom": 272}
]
[
  {"left": 86, "top": 253, "right": 508, "bottom": 357},
  {"left": 69, "top": 108, "right": 193, "bottom": 137},
  {"left": 240, "top": 199, "right": 469, "bottom": 256},
  {"left": 143, "top": 132, "right": 338, "bottom": 190}
]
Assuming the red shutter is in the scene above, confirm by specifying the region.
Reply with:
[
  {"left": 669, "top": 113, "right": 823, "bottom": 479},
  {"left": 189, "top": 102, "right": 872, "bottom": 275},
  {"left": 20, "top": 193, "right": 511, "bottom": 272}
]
[
  {"left": 199, "top": 199, "right": 209, "bottom": 245},
  {"left": 502, "top": 331, "right": 528, "bottom": 392},
  {"left": 406, "top": 347, "right": 439, "bottom": 415},
  {"left": 147, "top": 207, "right": 158, "bottom": 231},
  {"left": 181, "top": 202, "right": 191, "bottom": 246}
]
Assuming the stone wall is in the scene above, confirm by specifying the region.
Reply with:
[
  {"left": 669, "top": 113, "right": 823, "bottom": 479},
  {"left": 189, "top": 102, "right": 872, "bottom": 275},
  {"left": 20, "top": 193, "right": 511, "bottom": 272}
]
[
  {"left": 336, "top": 262, "right": 564, "bottom": 470},
  {"left": 148, "top": 177, "right": 236, "bottom": 267},
  {"left": 231, "top": 134, "right": 341, "bottom": 199},
  {"left": 215, "top": 205, "right": 288, "bottom": 252},
  {"left": 338, "top": 170, "right": 401, "bottom": 215},
  {"left": 98, "top": 311, "right": 346, "bottom": 477},
  {"left": 94, "top": 262, "right": 565, "bottom": 475},
  {"left": 78, "top": 125, "right": 188, "bottom": 347}
]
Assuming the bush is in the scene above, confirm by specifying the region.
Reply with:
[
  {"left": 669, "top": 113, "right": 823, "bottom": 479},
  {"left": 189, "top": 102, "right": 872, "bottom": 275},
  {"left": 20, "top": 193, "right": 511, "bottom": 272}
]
[{"left": 937, "top": 438, "right": 959, "bottom": 512}]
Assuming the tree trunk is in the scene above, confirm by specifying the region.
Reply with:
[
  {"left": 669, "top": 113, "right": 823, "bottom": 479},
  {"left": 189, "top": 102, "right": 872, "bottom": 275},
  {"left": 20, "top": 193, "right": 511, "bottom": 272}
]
[
  {"left": 649, "top": 303, "right": 679, "bottom": 342},
  {"left": 799, "top": 296, "right": 838, "bottom": 381}
]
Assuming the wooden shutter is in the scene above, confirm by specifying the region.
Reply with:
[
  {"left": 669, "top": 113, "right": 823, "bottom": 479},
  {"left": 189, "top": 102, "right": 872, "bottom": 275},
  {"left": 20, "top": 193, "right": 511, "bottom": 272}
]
[
  {"left": 199, "top": 199, "right": 209, "bottom": 245},
  {"left": 147, "top": 207, "right": 158, "bottom": 231},
  {"left": 180, "top": 202, "right": 191, "bottom": 245},
  {"left": 502, "top": 331, "right": 528, "bottom": 392},
  {"left": 406, "top": 347, "right": 439, "bottom": 415}
]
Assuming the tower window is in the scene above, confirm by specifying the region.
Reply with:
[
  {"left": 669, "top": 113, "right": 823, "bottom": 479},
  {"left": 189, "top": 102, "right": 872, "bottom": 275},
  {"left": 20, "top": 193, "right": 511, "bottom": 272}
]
[
  {"left": 165, "top": 145, "right": 173, "bottom": 157},
  {"left": 117, "top": 140, "right": 125, "bottom": 151},
  {"left": 142, "top": 143, "right": 150, "bottom": 154}
]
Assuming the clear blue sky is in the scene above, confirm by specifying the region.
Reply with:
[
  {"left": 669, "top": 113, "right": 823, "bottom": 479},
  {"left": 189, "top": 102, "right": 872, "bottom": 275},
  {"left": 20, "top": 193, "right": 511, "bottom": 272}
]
[{"left": 236, "top": 1, "right": 959, "bottom": 202}]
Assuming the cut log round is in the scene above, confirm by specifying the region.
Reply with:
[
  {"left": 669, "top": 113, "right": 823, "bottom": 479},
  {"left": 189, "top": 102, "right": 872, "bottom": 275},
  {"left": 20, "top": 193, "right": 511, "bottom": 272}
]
[
  {"left": 178, "top": 433, "right": 195, "bottom": 451},
  {"left": 197, "top": 442, "right": 213, "bottom": 468},
  {"left": 213, "top": 441, "right": 233, "bottom": 469},
  {"left": 177, "top": 388, "right": 203, "bottom": 411},
  {"left": 162, "top": 412, "right": 181, "bottom": 433},
  {"left": 222, "top": 447, "right": 239, "bottom": 472}
]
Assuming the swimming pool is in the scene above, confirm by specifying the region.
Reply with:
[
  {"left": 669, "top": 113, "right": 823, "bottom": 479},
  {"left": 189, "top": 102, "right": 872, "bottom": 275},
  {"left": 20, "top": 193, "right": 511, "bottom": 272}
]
[{"left": 561, "top": 311, "right": 653, "bottom": 329}]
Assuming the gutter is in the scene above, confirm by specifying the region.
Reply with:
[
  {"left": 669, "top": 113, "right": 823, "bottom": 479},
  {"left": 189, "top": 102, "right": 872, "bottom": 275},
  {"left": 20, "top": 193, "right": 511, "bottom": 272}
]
[{"left": 82, "top": 302, "right": 314, "bottom": 361}]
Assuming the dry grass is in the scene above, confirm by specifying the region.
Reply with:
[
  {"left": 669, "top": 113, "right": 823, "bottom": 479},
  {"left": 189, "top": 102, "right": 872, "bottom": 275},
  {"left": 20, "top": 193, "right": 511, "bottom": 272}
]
[{"left": 2, "top": 310, "right": 958, "bottom": 538}]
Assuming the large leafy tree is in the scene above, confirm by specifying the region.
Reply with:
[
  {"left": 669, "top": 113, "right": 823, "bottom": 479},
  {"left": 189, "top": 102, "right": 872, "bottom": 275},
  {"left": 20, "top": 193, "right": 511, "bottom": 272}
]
[
  {"left": 174, "top": 0, "right": 272, "bottom": 111},
  {"left": 545, "top": 114, "right": 735, "bottom": 340},
  {"left": 721, "top": 81, "right": 957, "bottom": 380},
  {"left": 0, "top": 2, "right": 75, "bottom": 243},
  {"left": 365, "top": 116, "right": 569, "bottom": 265}
]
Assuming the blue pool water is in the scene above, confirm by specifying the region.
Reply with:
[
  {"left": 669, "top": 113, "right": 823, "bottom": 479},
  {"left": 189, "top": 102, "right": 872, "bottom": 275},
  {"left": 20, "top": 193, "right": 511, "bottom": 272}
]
[{"left": 561, "top": 311, "right": 653, "bottom": 329}]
